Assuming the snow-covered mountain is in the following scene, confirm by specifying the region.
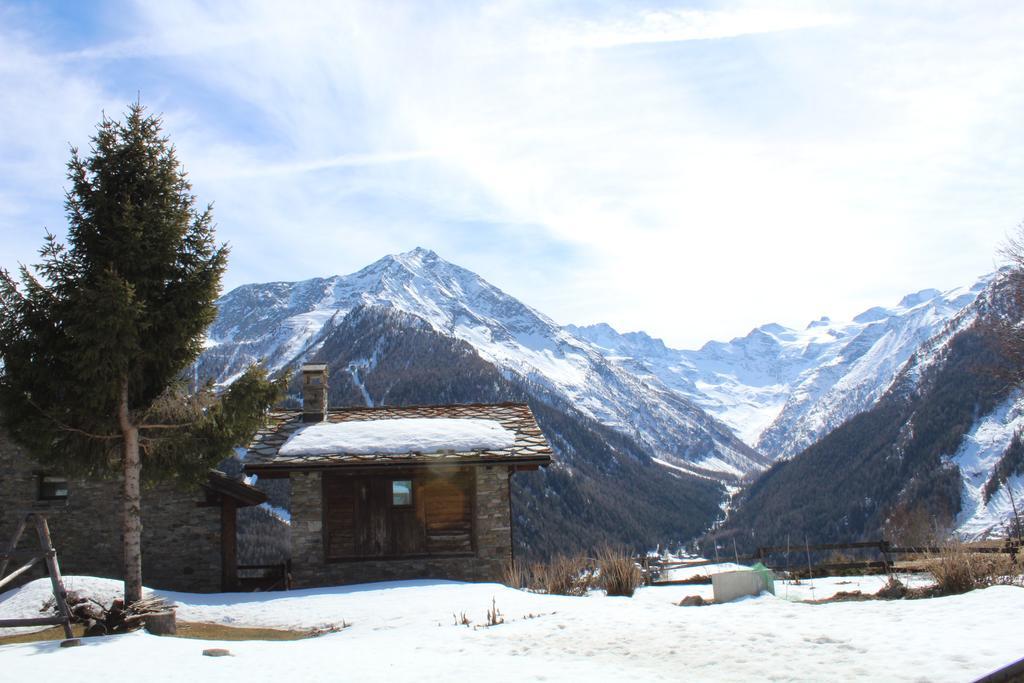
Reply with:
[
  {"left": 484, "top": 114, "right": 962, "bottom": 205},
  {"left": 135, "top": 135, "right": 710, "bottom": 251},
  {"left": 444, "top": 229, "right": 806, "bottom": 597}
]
[
  {"left": 202, "top": 248, "right": 1023, "bottom": 541},
  {"left": 571, "top": 275, "right": 992, "bottom": 459},
  {"left": 715, "top": 274, "right": 1024, "bottom": 544},
  {"left": 201, "top": 248, "right": 763, "bottom": 478}
]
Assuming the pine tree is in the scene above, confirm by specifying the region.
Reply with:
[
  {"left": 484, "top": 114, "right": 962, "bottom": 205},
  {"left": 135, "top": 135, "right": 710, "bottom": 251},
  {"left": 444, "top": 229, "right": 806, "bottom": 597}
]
[{"left": 0, "top": 103, "right": 282, "bottom": 603}]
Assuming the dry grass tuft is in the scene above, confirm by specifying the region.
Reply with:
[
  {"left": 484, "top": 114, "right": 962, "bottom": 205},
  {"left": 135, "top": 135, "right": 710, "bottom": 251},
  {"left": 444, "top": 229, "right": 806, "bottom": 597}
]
[
  {"left": 502, "top": 559, "right": 531, "bottom": 590},
  {"left": 533, "top": 554, "right": 594, "bottom": 596},
  {"left": 503, "top": 555, "right": 595, "bottom": 596},
  {"left": 596, "top": 546, "right": 643, "bottom": 597},
  {"left": 505, "top": 548, "right": 645, "bottom": 597},
  {"left": 929, "top": 543, "right": 1023, "bottom": 596}
]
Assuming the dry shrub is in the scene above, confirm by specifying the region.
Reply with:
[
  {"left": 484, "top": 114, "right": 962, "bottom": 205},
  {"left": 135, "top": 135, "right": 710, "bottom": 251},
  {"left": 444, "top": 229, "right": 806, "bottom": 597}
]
[
  {"left": 508, "top": 551, "right": 645, "bottom": 597},
  {"left": 511, "top": 554, "right": 593, "bottom": 596},
  {"left": 929, "top": 544, "right": 1023, "bottom": 595},
  {"left": 596, "top": 546, "right": 643, "bottom": 597},
  {"left": 875, "top": 575, "right": 908, "bottom": 600},
  {"left": 534, "top": 554, "right": 594, "bottom": 596},
  {"left": 502, "top": 560, "right": 531, "bottom": 590}
]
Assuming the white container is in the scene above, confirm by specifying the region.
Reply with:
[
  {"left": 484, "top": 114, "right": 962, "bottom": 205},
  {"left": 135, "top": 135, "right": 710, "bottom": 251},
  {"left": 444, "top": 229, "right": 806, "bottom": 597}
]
[{"left": 711, "top": 569, "right": 775, "bottom": 603}]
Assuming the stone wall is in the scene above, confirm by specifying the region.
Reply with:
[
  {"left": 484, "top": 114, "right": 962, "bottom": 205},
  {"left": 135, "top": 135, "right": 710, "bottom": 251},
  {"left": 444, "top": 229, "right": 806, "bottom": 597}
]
[
  {"left": 0, "top": 429, "right": 222, "bottom": 593},
  {"left": 289, "top": 464, "right": 513, "bottom": 587}
]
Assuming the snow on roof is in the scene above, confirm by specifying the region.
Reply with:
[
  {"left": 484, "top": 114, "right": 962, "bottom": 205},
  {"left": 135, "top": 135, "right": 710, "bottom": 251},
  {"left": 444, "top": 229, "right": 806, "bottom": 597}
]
[
  {"left": 278, "top": 417, "right": 517, "bottom": 456},
  {"left": 244, "top": 403, "right": 554, "bottom": 470}
]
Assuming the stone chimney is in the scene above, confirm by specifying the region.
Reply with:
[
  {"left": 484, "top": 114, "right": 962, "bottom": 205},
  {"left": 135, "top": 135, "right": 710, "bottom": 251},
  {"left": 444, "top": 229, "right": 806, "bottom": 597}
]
[{"left": 301, "top": 363, "right": 329, "bottom": 422}]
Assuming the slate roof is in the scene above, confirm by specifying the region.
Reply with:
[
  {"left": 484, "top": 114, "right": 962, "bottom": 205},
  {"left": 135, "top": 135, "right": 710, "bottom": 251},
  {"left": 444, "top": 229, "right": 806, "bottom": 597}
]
[
  {"left": 243, "top": 403, "right": 553, "bottom": 472},
  {"left": 204, "top": 469, "right": 267, "bottom": 507}
]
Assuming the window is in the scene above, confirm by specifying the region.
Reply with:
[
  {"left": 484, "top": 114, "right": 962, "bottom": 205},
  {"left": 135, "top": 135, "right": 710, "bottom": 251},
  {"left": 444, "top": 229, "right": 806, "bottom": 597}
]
[
  {"left": 392, "top": 479, "right": 413, "bottom": 507},
  {"left": 38, "top": 475, "right": 69, "bottom": 501}
]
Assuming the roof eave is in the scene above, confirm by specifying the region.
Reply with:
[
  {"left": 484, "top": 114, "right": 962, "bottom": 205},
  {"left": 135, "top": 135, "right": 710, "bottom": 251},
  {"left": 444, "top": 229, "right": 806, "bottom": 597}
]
[{"left": 244, "top": 455, "right": 552, "bottom": 474}]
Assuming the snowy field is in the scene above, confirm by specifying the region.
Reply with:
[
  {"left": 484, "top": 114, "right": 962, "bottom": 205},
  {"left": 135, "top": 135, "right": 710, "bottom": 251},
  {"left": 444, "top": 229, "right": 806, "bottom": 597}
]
[{"left": 2, "top": 575, "right": 1022, "bottom": 682}]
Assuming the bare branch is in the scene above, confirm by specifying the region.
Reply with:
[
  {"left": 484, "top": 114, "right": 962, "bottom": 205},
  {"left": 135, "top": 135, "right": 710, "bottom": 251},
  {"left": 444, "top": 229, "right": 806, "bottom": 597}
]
[{"left": 23, "top": 396, "right": 120, "bottom": 441}]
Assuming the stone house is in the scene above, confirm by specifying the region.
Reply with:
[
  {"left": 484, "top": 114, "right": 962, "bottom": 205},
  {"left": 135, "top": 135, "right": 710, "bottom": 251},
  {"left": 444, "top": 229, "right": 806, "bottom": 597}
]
[
  {"left": 242, "top": 364, "right": 553, "bottom": 588},
  {"left": 0, "top": 427, "right": 266, "bottom": 593}
]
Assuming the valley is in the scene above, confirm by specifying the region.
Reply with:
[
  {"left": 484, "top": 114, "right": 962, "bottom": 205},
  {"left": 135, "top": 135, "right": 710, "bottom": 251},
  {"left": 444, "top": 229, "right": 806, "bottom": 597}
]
[{"left": 198, "top": 249, "right": 1024, "bottom": 554}]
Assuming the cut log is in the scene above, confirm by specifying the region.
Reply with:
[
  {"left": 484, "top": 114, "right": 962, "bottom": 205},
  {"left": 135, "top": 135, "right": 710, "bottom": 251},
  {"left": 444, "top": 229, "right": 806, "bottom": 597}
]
[{"left": 143, "top": 610, "right": 177, "bottom": 636}]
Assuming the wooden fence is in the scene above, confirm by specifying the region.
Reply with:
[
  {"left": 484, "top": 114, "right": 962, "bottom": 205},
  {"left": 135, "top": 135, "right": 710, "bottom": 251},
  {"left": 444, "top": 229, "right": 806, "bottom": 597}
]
[{"left": 641, "top": 538, "right": 1021, "bottom": 585}]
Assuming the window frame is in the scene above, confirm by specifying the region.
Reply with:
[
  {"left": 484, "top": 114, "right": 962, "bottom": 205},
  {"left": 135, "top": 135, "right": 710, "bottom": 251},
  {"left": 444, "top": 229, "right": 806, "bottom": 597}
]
[
  {"left": 37, "top": 474, "right": 69, "bottom": 502},
  {"left": 390, "top": 478, "right": 414, "bottom": 508}
]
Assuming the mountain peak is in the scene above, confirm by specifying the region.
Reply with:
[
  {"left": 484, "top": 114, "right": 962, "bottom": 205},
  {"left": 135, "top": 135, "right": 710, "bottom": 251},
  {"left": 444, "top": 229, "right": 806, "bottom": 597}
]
[
  {"left": 568, "top": 322, "right": 670, "bottom": 356},
  {"left": 384, "top": 246, "right": 443, "bottom": 271},
  {"left": 898, "top": 288, "right": 941, "bottom": 309},
  {"left": 401, "top": 246, "right": 440, "bottom": 260},
  {"left": 757, "top": 323, "right": 787, "bottom": 336}
]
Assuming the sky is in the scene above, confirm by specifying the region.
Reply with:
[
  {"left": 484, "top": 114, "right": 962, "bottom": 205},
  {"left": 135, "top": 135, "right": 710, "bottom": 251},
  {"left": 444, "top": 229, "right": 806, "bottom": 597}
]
[{"left": 2, "top": 1, "right": 1023, "bottom": 349}]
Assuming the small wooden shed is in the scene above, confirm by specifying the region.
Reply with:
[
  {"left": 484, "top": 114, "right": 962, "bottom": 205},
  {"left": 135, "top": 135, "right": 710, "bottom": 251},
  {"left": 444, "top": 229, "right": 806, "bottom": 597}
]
[{"left": 242, "top": 365, "right": 553, "bottom": 587}]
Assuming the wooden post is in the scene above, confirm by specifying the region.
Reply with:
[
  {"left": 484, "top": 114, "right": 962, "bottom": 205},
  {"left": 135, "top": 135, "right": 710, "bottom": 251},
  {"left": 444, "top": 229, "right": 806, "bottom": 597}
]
[
  {"left": 805, "top": 537, "right": 813, "bottom": 580},
  {"left": 1008, "top": 486, "right": 1023, "bottom": 544},
  {"left": 34, "top": 515, "right": 74, "bottom": 640},
  {"left": 785, "top": 534, "right": 791, "bottom": 580},
  {"left": 0, "top": 553, "right": 45, "bottom": 593},
  {"left": 879, "top": 539, "right": 892, "bottom": 575},
  {"left": 0, "top": 515, "right": 28, "bottom": 578}
]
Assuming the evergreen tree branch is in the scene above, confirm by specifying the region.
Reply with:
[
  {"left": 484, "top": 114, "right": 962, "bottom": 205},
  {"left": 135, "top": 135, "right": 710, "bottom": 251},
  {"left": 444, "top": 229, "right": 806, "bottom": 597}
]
[{"left": 22, "top": 396, "right": 121, "bottom": 441}]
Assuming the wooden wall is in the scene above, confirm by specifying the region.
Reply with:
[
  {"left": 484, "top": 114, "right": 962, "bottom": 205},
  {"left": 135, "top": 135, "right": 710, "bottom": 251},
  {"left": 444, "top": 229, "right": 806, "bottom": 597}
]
[
  {"left": 323, "top": 467, "right": 475, "bottom": 560},
  {"left": 289, "top": 464, "right": 513, "bottom": 587}
]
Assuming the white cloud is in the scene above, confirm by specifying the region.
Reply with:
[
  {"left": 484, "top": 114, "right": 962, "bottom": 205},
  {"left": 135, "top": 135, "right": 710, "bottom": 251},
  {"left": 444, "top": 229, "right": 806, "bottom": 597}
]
[
  {"left": 527, "top": 7, "right": 846, "bottom": 51},
  {"left": 2, "top": 1, "right": 1023, "bottom": 348},
  {"left": 0, "top": 14, "right": 124, "bottom": 271}
]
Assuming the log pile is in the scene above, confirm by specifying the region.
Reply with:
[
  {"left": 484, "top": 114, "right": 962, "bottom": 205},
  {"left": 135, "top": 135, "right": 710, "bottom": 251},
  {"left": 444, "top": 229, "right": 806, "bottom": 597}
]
[{"left": 43, "top": 592, "right": 175, "bottom": 636}]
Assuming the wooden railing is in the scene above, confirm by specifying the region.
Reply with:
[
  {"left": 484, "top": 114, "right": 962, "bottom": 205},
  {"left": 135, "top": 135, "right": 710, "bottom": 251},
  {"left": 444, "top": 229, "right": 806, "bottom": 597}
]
[
  {"left": 641, "top": 538, "right": 1021, "bottom": 585},
  {"left": 236, "top": 560, "right": 291, "bottom": 592}
]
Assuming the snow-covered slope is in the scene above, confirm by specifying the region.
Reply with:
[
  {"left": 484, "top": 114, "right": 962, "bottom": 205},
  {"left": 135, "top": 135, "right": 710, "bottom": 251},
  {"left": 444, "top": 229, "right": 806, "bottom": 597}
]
[
  {"left": 201, "top": 248, "right": 763, "bottom": 477},
  {"left": 952, "top": 391, "right": 1024, "bottom": 539},
  {"left": 571, "top": 275, "right": 991, "bottom": 459}
]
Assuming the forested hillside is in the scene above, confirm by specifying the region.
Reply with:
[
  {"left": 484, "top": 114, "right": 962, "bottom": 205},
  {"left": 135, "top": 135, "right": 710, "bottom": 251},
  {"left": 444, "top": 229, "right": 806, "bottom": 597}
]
[{"left": 716, "top": 315, "right": 1014, "bottom": 549}]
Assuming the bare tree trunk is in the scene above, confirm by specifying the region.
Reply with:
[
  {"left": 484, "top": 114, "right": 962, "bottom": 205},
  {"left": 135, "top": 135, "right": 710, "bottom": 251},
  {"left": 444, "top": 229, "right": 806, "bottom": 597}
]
[{"left": 118, "top": 380, "right": 143, "bottom": 605}]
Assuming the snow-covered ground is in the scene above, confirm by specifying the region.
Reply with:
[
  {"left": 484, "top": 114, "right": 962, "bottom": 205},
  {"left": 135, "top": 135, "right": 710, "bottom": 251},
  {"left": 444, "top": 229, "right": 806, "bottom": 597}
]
[{"left": 2, "top": 575, "right": 1022, "bottom": 682}]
